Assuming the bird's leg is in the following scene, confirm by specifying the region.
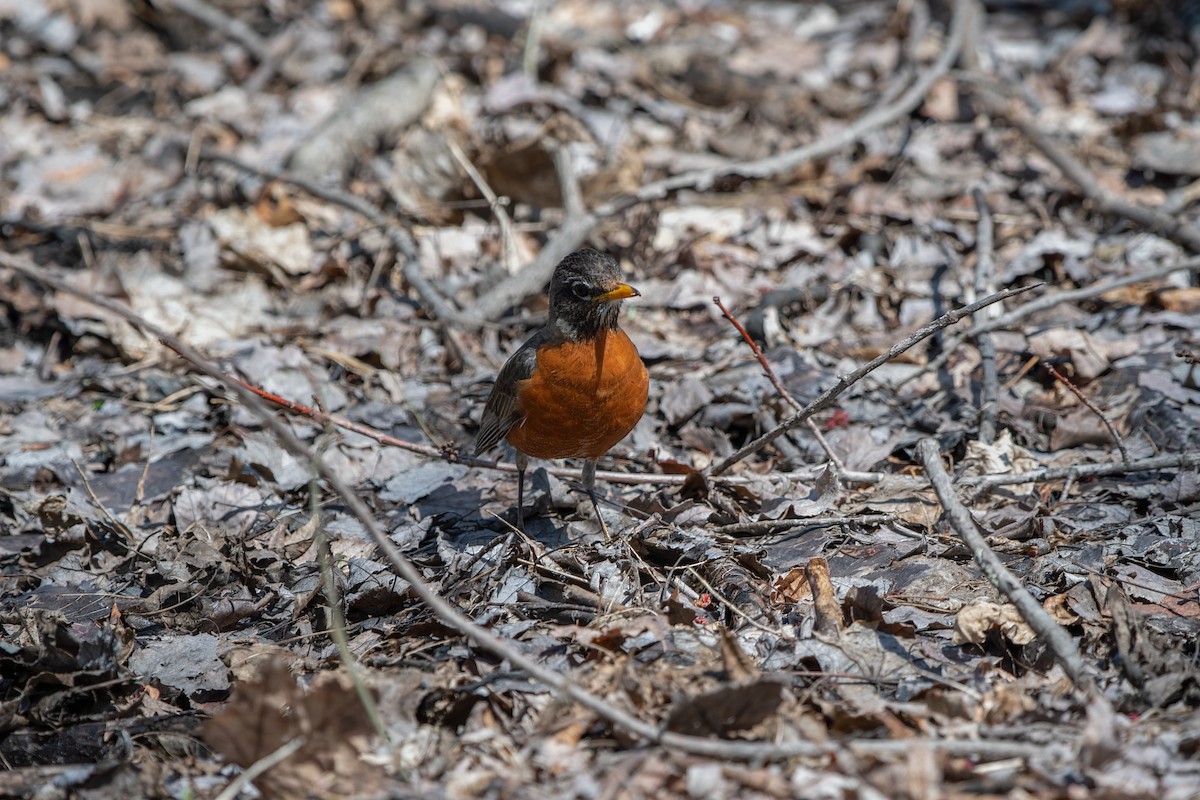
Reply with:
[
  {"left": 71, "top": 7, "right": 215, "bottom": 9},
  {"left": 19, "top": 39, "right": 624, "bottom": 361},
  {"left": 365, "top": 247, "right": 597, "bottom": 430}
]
[
  {"left": 515, "top": 451, "right": 528, "bottom": 531},
  {"left": 581, "top": 459, "right": 611, "bottom": 539}
]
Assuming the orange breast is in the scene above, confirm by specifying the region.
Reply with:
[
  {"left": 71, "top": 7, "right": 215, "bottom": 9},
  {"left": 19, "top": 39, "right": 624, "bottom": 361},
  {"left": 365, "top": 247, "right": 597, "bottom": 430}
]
[{"left": 507, "top": 328, "right": 649, "bottom": 460}]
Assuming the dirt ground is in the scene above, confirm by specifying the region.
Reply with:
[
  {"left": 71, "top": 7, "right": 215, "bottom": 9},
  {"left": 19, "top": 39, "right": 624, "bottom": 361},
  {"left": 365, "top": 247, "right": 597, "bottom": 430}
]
[{"left": 2, "top": 0, "right": 1199, "bottom": 797}]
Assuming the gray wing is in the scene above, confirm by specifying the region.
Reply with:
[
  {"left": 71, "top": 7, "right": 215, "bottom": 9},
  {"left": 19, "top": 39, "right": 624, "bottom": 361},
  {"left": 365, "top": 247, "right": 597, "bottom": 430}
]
[{"left": 472, "top": 337, "right": 541, "bottom": 456}]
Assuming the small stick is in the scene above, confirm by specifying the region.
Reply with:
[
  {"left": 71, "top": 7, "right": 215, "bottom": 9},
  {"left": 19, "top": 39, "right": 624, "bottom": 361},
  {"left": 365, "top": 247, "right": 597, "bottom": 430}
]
[
  {"left": 964, "top": 451, "right": 1200, "bottom": 489},
  {"left": 308, "top": 466, "right": 389, "bottom": 742},
  {"left": 706, "top": 283, "right": 1038, "bottom": 477},
  {"left": 685, "top": 567, "right": 784, "bottom": 637},
  {"left": 971, "top": 188, "right": 1000, "bottom": 445},
  {"left": 1042, "top": 362, "right": 1130, "bottom": 464},
  {"left": 446, "top": 138, "right": 519, "bottom": 275},
  {"left": 713, "top": 513, "right": 896, "bottom": 537},
  {"left": 713, "top": 295, "right": 846, "bottom": 471},
  {"left": 71, "top": 459, "right": 135, "bottom": 543},
  {"left": 917, "top": 438, "right": 1099, "bottom": 698},
  {"left": 212, "top": 737, "right": 304, "bottom": 800},
  {"left": 805, "top": 557, "right": 845, "bottom": 636}
]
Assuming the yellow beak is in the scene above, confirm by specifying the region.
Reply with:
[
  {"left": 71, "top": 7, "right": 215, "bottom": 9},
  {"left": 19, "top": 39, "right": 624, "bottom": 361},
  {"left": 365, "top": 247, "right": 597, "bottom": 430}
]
[{"left": 593, "top": 283, "right": 640, "bottom": 303}]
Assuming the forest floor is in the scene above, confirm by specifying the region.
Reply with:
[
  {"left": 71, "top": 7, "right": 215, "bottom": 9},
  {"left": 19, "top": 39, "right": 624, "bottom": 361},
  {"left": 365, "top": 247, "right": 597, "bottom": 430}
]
[{"left": 2, "top": 0, "right": 1200, "bottom": 797}]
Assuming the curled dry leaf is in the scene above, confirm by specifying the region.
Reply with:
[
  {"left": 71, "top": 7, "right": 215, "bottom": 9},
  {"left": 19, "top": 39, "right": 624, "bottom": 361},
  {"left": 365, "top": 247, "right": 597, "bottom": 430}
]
[
  {"left": 953, "top": 601, "right": 1037, "bottom": 646},
  {"left": 203, "top": 658, "right": 385, "bottom": 800}
]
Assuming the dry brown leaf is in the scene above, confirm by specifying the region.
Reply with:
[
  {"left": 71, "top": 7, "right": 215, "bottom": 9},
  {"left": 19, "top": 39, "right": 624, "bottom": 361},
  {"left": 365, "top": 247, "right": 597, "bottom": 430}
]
[
  {"left": 203, "top": 659, "right": 385, "bottom": 800},
  {"left": 769, "top": 567, "right": 810, "bottom": 606},
  {"left": 953, "top": 601, "right": 1036, "bottom": 646},
  {"left": 1154, "top": 287, "right": 1200, "bottom": 313}
]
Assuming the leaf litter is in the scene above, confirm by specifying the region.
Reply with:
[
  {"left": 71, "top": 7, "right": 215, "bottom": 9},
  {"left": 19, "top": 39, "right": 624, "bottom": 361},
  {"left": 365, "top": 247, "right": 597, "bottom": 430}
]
[{"left": 2, "top": 0, "right": 1200, "bottom": 797}]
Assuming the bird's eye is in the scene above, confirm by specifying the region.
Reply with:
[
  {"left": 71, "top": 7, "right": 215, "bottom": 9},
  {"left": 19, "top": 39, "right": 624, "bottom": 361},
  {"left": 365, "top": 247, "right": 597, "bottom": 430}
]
[{"left": 572, "top": 282, "right": 593, "bottom": 300}]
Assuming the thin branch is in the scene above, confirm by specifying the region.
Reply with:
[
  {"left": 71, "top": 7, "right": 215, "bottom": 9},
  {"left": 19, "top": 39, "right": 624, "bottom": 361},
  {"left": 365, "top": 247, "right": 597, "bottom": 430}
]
[
  {"left": 865, "top": 452, "right": 1200, "bottom": 493},
  {"left": 309, "top": 464, "right": 389, "bottom": 743},
  {"left": 713, "top": 295, "right": 847, "bottom": 471},
  {"left": 706, "top": 283, "right": 1038, "bottom": 477},
  {"left": 213, "top": 737, "right": 305, "bottom": 800},
  {"left": 522, "top": 0, "right": 548, "bottom": 77},
  {"left": 1043, "top": 362, "right": 1130, "bottom": 464},
  {"left": 971, "top": 187, "right": 1000, "bottom": 445},
  {"left": 685, "top": 567, "right": 784, "bottom": 637},
  {"left": 917, "top": 438, "right": 1099, "bottom": 697},
  {"left": 71, "top": 459, "right": 135, "bottom": 542},
  {"left": 713, "top": 513, "right": 897, "bottom": 538},
  {"left": 199, "top": 147, "right": 401, "bottom": 229},
  {"left": 446, "top": 137, "right": 519, "bottom": 275}
]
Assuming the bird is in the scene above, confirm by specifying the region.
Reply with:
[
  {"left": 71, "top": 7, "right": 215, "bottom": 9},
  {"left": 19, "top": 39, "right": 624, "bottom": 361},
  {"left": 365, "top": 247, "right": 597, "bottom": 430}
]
[{"left": 473, "top": 249, "right": 649, "bottom": 533}]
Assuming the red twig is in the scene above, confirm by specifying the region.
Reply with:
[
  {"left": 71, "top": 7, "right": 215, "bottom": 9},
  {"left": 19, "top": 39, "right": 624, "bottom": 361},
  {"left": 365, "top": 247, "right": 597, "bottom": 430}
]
[
  {"left": 713, "top": 296, "right": 846, "bottom": 472},
  {"left": 713, "top": 296, "right": 799, "bottom": 410},
  {"left": 1042, "top": 361, "right": 1129, "bottom": 464}
]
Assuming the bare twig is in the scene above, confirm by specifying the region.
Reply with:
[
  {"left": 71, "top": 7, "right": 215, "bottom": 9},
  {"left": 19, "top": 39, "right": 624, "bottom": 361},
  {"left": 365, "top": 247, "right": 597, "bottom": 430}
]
[
  {"left": 971, "top": 188, "right": 1000, "bottom": 445},
  {"left": 199, "top": 147, "right": 402, "bottom": 229},
  {"left": 881, "top": 452, "right": 1200, "bottom": 493},
  {"left": 713, "top": 513, "right": 896, "bottom": 537},
  {"left": 685, "top": 567, "right": 784, "bottom": 637},
  {"left": 706, "top": 283, "right": 1038, "bottom": 477},
  {"left": 713, "top": 295, "right": 846, "bottom": 471},
  {"left": 70, "top": 459, "right": 135, "bottom": 542},
  {"left": 401, "top": 256, "right": 469, "bottom": 325},
  {"left": 917, "top": 439, "right": 1099, "bottom": 697},
  {"left": 213, "top": 737, "right": 305, "bottom": 800},
  {"left": 522, "top": 0, "right": 548, "bottom": 77},
  {"left": 446, "top": 138, "right": 519, "bottom": 274},
  {"left": 1042, "top": 362, "right": 1130, "bottom": 464},
  {"left": 713, "top": 296, "right": 799, "bottom": 409},
  {"left": 470, "top": 0, "right": 977, "bottom": 323},
  {"left": 308, "top": 463, "right": 388, "bottom": 742}
]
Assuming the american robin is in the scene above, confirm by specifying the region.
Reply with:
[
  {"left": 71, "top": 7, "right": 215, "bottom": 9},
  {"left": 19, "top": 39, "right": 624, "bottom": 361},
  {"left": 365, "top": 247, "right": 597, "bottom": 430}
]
[{"left": 473, "top": 249, "right": 649, "bottom": 531}]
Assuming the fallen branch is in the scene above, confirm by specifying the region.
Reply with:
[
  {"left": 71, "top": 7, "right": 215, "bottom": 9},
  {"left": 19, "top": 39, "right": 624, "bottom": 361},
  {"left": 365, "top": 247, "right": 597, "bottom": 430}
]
[
  {"left": 962, "top": 451, "right": 1200, "bottom": 490},
  {"left": 917, "top": 438, "right": 1099, "bottom": 697},
  {"left": 705, "top": 283, "right": 1038, "bottom": 477}
]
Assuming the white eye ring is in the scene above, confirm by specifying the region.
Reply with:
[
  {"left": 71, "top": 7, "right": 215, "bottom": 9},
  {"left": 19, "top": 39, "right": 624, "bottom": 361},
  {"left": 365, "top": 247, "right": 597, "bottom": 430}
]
[{"left": 572, "top": 282, "right": 593, "bottom": 300}]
